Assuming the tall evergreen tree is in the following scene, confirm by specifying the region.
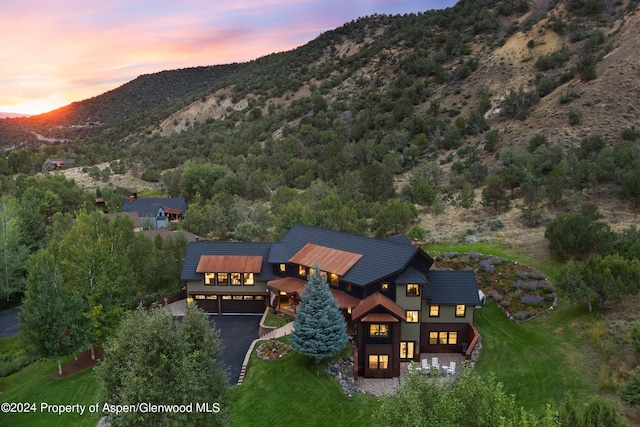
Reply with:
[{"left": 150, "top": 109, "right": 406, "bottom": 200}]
[{"left": 290, "top": 268, "right": 348, "bottom": 363}]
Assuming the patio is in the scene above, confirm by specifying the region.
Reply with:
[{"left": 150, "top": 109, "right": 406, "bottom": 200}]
[{"left": 356, "top": 352, "right": 466, "bottom": 396}]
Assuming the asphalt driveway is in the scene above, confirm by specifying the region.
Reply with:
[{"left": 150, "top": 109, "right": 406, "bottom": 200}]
[
  {"left": 210, "top": 315, "right": 261, "bottom": 385},
  {"left": 0, "top": 307, "right": 21, "bottom": 338}
]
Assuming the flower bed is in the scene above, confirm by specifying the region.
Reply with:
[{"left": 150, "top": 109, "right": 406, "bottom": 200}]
[
  {"left": 256, "top": 339, "right": 292, "bottom": 360},
  {"left": 433, "top": 252, "right": 557, "bottom": 322}
]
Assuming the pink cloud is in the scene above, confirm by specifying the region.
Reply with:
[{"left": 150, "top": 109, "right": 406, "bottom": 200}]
[{"left": 0, "top": 0, "right": 450, "bottom": 114}]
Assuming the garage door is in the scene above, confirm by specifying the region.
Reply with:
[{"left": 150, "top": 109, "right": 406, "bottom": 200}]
[
  {"left": 194, "top": 295, "right": 219, "bottom": 313},
  {"left": 220, "top": 295, "right": 266, "bottom": 313}
]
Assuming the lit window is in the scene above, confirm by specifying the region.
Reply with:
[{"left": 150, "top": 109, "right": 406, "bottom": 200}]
[
  {"left": 456, "top": 305, "right": 466, "bottom": 317},
  {"left": 232, "top": 295, "right": 243, "bottom": 300},
  {"left": 204, "top": 273, "right": 215, "bottom": 285},
  {"left": 406, "top": 310, "right": 419, "bottom": 323},
  {"left": 217, "top": 273, "right": 229, "bottom": 286},
  {"left": 195, "top": 295, "right": 205, "bottom": 300},
  {"left": 279, "top": 264, "right": 286, "bottom": 272},
  {"left": 222, "top": 295, "right": 232, "bottom": 300},
  {"left": 243, "top": 273, "right": 254, "bottom": 285},
  {"left": 430, "top": 305, "right": 439, "bottom": 317},
  {"left": 243, "top": 295, "right": 254, "bottom": 300},
  {"left": 429, "top": 332, "right": 438, "bottom": 345},
  {"left": 279, "top": 291, "right": 287, "bottom": 296},
  {"left": 406, "top": 284, "right": 420, "bottom": 296},
  {"left": 206, "top": 295, "right": 217, "bottom": 300},
  {"left": 330, "top": 273, "right": 339, "bottom": 286},
  {"left": 369, "top": 324, "right": 389, "bottom": 337},
  {"left": 449, "top": 332, "right": 458, "bottom": 345},
  {"left": 381, "top": 283, "right": 389, "bottom": 291},
  {"left": 298, "top": 265, "right": 307, "bottom": 276},
  {"left": 431, "top": 331, "right": 458, "bottom": 345},
  {"left": 321, "top": 271, "right": 328, "bottom": 281},
  {"left": 255, "top": 296, "right": 265, "bottom": 301},
  {"left": 439, "top": 332, "right": 448, "bottom": 345},
  {"left": 231, "top": 273, "right": 242, "bottom": 286},
  {"left": 368, "top": 355, "right": 389, "bottom": 369},
  {"left": 400, "top": 342, "right": 415, "bottom": 359}
]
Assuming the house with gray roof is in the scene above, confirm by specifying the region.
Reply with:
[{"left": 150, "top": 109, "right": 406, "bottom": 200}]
[
  {"left": 180, "top": 224, "right": 481, "bottom": 378},
  {"left": 122, "top": 197, "right": 187, "bottom": 229}
]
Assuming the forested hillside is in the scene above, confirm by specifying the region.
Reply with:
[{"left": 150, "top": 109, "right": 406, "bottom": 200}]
[{"left": 0, "top": 0, "right": 639, "bottom": 245}]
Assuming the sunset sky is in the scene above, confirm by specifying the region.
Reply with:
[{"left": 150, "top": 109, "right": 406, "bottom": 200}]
[{"left": 0, "top": 0, "right": 457, "bottom": 115}]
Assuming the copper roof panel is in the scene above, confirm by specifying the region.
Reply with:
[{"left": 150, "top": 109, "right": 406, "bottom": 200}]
[
  {"left": 288, "top": 243, "right": 363, "bottom": 276},
  {"left": 196, "top": 255, "right": 263, "bottom": 273},
  {"left": 352, "top": 291, "right": 405, "bottom": 321}
]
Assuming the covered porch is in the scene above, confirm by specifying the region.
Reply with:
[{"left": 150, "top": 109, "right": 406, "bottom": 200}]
[{"left": 267, "top": 276, "right": 361, "bottom": 320}]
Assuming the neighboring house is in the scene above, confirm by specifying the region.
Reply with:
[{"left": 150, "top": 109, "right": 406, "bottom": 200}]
[
  {"left": 180, "top": 224, "right": 481, "bottom": 379},
  {"left": 122, "top": 197, "right": 187, "bottom": 229},
  {"left": 43, "top": 158, "right": 75, "bottom": 171}
]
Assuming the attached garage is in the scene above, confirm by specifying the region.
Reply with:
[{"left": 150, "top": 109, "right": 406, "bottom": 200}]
[{"left": 191, "top": 292, "right": 268, "bottom": 314}]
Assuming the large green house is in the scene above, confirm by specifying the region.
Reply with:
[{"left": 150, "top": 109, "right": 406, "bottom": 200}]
[{"left": 180, "top": 224, "right": 481, "bottom": 378}]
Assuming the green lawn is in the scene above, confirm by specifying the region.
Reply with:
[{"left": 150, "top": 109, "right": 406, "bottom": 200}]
[
  {"left": 230, "top": 338, "right": 378, "bottom": 427},
  {"left": 475, "top": 300, "right": 598, "bottom": 412},
  {"left": 0, "top": 352, "right": 101, "bottom": 427}
]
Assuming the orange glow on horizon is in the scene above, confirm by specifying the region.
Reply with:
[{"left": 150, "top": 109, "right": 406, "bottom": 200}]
[{"left": 0, "top": 97, "right": 71, "bottom": 116}]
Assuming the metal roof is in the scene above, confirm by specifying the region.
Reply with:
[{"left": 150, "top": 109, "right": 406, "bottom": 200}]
[
  {"left": 425, "top": 270, "right": 480, "bottom": 305},
  {"left": 196, "top": 255, "right": 263, "bottom": 273},
  {"left": 288, "top": 243, "right": 363, "bottom": 276},
  {"left": 278, "top": 224, "right": 429, "bottom": 287},
  {"left": 396, "top": 267, "right": 428, "bottom": 284},
  {"left": 181, "top": 242, "right": 273, "bottom": 282},
  {"left": 352, "top": 292, "right": 405, "bottom": 321}
]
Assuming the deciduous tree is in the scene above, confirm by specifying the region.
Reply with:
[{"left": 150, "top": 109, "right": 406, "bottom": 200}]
[
  {"left": 0, "top": 196, "right": 29, "bottom": 301},
  {"left": 96, "top": 305, "right": 229, "bottom": 426},
  {"left": 20, "top": 250, "right": 83, "bottom": 375}
]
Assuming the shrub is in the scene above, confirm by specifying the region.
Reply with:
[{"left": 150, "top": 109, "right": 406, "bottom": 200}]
[
  {"left": 479, "top": 259, "right": 495, "bottom": 274},
  {"left": 568, "top": 107, "right": 583, "bottom": 125},
  {"left": 500, "top": 299, "right": 511, "bottom": 307},
  {"left": 487, "top": 290, "right": 503, "bottom": 302},
  {"left": 521, "top": 294, "right": 543, "bottom": 306},
  {"left": 620, "top": 366, "right": 640, "bottom": 406},
  {"left": 631, "top": 323, "right": 640, "bottom": 354},
  {"left": 499, "top": 86, "right": 540, "bottom": 120},
  {"left": 517, "top": 270, "right": 529, "bottom": 279},
  {"left": 529, "top": 270, "right": 547, "bottom": 280}
]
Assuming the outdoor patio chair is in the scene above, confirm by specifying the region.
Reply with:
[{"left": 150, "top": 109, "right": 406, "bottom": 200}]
[
  {"left": 444, "top": 361, "right": 456, "bottom": 376},
  {"left": 421, "top": 358, "right": 431, "bottom": 374},
  {"left": 431, "top": 357, "right": 439, "bottom": 370}
]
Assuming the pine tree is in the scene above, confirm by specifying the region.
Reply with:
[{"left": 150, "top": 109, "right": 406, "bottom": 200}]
[{"left": 290, "top": 268, "right": 348, "bottom": 363}]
